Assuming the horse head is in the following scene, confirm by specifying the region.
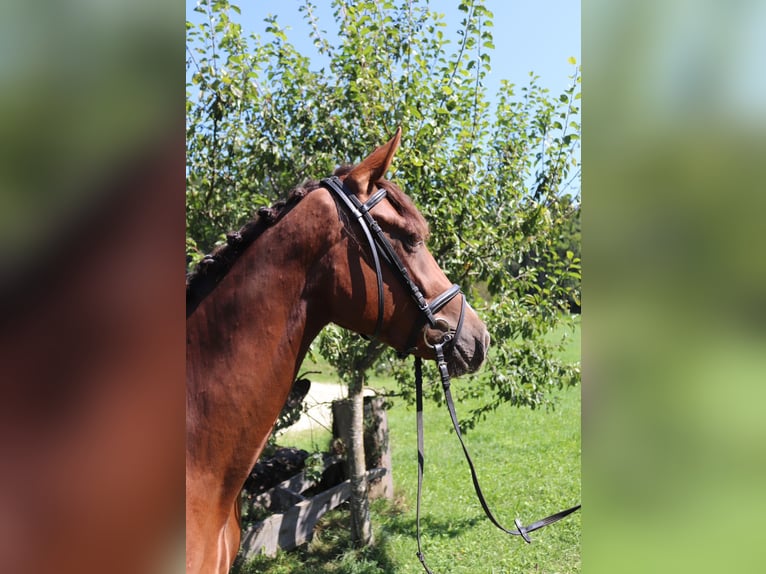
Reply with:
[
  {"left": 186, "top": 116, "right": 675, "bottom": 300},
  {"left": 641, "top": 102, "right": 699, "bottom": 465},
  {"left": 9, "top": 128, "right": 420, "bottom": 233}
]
[{"left": 323, "top": 127, "right": 490, "bottom": 376}]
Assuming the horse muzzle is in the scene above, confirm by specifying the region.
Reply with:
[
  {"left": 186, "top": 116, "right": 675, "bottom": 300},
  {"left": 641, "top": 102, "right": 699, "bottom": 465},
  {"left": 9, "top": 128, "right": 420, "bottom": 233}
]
[
  {"left": 421, "top": 301, "right": 489, "bottom": 377},
  {"left": 447, "top": 315, "right": 490, "bottom": 377}
]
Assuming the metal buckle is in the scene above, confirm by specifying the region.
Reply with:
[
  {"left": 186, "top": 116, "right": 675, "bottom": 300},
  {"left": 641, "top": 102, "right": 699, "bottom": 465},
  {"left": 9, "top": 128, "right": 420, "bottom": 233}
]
[
  {"left": 422, "top": 317, "right": 451, "bottom": 349},
  {"left": 515, "top": 518, "right": 532, "bottom": 543}
]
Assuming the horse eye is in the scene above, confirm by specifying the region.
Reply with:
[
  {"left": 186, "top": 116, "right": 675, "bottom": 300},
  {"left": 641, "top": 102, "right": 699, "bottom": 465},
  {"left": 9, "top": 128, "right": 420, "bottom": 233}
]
[
  {"left": 388, "top": 230, "right": 422, "bottom": 252},
  {"left": 405, "top": 234, "right": 422, "bottom": 250}
]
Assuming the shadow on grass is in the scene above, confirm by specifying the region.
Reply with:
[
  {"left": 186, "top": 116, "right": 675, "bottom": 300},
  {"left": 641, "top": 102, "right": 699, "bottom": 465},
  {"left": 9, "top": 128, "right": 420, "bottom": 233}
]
[
  {"left": 231, "top": 499, "right": 484, "bottom": 574},
  {"left": 232, "top": 503, "right": 399, "bottom": 574},
  {"left": 379, "top": 512, "right": 482, "bottom": 541}
]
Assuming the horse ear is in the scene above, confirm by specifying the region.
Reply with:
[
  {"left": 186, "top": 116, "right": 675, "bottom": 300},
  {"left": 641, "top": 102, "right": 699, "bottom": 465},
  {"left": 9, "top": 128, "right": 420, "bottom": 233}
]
[{"left": 344, "top": 126, "right": 402, "bottom": 199}]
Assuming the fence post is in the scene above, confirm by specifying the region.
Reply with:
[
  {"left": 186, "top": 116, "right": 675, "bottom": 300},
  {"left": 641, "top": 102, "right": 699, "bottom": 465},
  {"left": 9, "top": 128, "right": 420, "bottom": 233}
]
[
  {"left": 364, "top": 395, "right": 393, "bottom": 500},
  {"left": 332, "top": 394, "right": 393, "bottom": 501}
]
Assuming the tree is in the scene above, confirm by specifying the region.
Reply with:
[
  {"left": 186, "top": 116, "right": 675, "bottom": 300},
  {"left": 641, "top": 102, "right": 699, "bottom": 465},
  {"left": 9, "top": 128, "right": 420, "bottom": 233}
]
[{"left": 186, "top": 0, "right": 580, "bottom": 548}]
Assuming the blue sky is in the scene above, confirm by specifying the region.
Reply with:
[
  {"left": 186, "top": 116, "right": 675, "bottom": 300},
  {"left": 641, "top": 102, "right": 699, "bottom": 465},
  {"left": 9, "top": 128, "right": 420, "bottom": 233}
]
[{"left": 187, "top": 0, "right": 580, "bottom": 98}]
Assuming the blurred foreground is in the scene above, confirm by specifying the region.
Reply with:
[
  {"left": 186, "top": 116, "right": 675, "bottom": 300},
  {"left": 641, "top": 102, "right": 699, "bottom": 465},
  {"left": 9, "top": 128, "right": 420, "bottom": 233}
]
[
  {"left": 0, "top": 2, "right": 184, "bottom": 573},
  {"left": 585, "top": 1, "right": 766, "bottom": 572}
]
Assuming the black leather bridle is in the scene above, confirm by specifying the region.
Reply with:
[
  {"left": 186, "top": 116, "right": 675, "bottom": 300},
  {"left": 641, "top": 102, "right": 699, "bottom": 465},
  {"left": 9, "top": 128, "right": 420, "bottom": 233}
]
[
  {"left": 322, "top": 175, "right": 463, "bottom": 344},
  {"left": 322, "top": 176, "right": 581, "bottom": 573}
]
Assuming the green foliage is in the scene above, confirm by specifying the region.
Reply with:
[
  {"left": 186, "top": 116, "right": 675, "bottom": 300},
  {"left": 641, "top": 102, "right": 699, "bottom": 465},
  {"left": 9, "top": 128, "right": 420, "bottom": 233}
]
[{"left": 186, "top": 0, "right": 581, "bottom": 420}]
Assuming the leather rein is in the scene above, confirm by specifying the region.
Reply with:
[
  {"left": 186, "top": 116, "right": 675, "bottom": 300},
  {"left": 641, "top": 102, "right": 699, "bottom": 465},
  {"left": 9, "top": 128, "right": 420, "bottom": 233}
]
[{"left": 322, "top": 176, "right": 581, "bottom": 573}]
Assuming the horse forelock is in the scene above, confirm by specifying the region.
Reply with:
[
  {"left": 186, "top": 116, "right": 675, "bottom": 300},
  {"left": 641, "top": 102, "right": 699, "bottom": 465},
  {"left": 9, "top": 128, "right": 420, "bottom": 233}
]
[
  {"left": 334, "top": 163, "right": 429, "bottom": 240},
  {"left": 376, "top": 179, "right": 430, "bottom": 241}
]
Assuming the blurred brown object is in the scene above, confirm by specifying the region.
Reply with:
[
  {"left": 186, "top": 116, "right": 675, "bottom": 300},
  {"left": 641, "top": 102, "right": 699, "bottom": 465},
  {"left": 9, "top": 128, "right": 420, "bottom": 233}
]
[{"left": 0, "top": 135, "right": 185, "bottom": 574}]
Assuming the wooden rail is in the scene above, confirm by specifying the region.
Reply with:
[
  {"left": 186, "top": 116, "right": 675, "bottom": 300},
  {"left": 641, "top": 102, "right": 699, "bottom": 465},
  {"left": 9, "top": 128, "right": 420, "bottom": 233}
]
[{"left": 240, "top": 467, "right": 387, "bottom": 558}]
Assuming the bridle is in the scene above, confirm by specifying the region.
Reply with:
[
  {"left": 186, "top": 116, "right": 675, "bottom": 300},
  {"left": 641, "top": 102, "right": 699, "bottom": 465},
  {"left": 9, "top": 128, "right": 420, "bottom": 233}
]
[
  {"left": 322, "top": 176, "right": 581, "bottom": 573},
  {"left": 322, "top": 175, "right": 463, "bottom": 345}
]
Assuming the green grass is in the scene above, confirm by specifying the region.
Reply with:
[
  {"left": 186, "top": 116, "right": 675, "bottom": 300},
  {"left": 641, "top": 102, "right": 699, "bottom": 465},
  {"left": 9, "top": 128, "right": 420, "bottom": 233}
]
[
  {"left": 274, "top": 425, "right": 334, "bottom": 454},
  {"left": 236, "top": 319, "right": 581, "bottom": 573}
]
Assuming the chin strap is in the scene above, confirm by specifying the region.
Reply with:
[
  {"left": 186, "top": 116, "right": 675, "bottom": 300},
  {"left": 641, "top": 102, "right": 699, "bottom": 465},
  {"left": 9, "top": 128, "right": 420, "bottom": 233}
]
[{"left": 414, "top": 350, "right": 581, "bottom": 573}]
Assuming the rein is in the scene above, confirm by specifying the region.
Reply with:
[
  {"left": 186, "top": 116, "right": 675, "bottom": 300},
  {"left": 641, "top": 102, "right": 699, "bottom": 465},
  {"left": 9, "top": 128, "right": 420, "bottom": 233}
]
[
  {"left": 321, "top": 176, "right": 580, "bottom": 573},
  {"left": 414, "top": 348, "right": 581, "bottom": 573}
]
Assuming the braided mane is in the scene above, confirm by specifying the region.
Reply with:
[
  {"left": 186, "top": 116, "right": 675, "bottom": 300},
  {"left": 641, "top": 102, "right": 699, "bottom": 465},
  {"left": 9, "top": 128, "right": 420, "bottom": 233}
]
[
  {"left": 186, "top": 178, "right": 323, "bottom": 316},
  {"left": 185, "top": 164, "right": 427, "bottom": 317}
]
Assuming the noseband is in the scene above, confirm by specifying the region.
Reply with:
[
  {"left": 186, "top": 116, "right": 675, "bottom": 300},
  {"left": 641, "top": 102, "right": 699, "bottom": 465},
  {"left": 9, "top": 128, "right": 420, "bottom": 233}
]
[{"left": 322, "top": 176, "right": 580, "bottom": 573}]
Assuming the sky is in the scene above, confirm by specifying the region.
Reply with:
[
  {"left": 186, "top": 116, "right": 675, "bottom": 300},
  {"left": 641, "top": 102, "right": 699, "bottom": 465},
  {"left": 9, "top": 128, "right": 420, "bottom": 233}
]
[{"left": 187, "top": 0, "right": 581, "bottom": 99}]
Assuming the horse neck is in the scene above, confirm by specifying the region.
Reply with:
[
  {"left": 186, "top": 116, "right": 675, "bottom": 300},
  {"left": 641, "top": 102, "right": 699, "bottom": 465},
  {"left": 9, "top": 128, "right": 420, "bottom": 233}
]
[
  {"left": 186, "top": 192, "right": 336, "bottom": 469},
  {"left": 189, "top": 207, "right": 335, "bottom": 368}
]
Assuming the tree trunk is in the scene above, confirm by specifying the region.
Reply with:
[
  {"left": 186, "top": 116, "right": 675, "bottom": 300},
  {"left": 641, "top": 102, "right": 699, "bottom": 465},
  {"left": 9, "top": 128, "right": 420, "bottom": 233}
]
[
  {"left": 330, "top": 341, "right": 383, "bottom": 548},
  {"left": 345, "top": 371, "right": 373, "bottom": 546}
]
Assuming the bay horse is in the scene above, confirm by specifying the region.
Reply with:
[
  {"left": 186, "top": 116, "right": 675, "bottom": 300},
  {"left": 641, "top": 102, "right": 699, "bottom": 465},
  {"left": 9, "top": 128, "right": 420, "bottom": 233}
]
[{"left": 186, "top": 128, "right": 490, "bottom": 573}]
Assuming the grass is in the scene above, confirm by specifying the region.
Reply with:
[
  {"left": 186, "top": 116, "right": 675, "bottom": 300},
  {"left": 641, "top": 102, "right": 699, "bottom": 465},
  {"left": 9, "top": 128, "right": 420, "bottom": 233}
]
[
  {"left": 235, "top": 318, "right": 581, "bottom": 573},
  {"left": 274, "top": 425, "right": 334, "bottom": 454}
]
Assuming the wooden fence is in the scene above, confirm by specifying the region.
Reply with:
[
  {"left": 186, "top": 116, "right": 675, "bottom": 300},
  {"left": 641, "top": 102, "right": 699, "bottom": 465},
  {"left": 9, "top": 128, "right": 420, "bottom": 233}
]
[{"left": 239, "top": 395, "right": 392, "bottom": 558}]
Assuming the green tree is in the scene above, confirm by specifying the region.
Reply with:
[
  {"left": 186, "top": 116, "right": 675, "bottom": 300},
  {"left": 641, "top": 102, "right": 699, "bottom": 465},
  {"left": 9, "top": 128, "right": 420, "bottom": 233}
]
[{"left": 186, "top": 0, "right": 580, "bottom": 548}]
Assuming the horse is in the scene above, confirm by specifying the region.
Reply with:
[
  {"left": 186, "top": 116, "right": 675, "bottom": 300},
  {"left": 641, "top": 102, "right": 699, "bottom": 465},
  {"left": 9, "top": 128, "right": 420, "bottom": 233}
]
[{"left": 185, "top": 127, "right": 490, "bottom": 573}]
